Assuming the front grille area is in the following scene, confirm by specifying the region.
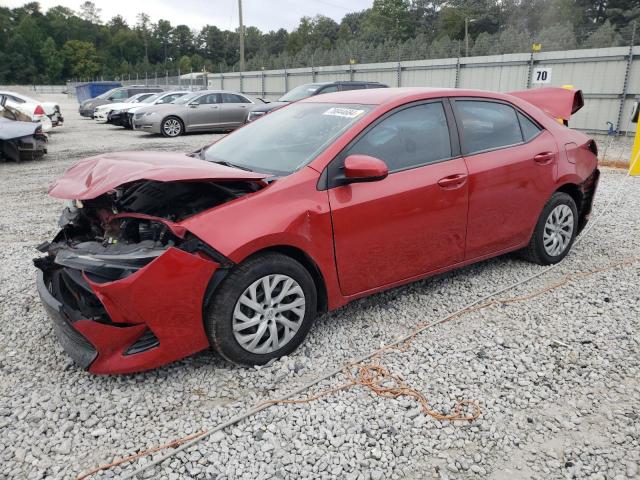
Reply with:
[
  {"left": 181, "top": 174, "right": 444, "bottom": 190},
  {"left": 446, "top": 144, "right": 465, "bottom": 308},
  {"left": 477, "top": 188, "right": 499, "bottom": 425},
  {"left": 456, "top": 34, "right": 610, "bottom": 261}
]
[
  {"left": 36, "top": 270, "right": 98, "bottom": 369},
  {"left": 124, "top": 328, "right": 160, "bottom": 355}
]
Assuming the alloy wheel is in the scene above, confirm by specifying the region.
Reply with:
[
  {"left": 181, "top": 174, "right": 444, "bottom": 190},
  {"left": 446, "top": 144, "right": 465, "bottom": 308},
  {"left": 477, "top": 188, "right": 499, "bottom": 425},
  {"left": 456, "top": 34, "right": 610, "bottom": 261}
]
[
  {"left": 543, "top": 204, "right": 574, "bottom": 256},
  {"left": 163, "top": 118, "right": 181, "bottom": 136},
  {"left": 232, "top": 274, "right": 306, "bottom": 354}
]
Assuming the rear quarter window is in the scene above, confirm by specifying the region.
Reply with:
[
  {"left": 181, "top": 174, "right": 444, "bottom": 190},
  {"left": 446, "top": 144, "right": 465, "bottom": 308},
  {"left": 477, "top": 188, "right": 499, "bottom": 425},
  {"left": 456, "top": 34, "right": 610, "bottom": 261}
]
[{"left": 517, "top": 111, "right": 542, "bottom": 141}]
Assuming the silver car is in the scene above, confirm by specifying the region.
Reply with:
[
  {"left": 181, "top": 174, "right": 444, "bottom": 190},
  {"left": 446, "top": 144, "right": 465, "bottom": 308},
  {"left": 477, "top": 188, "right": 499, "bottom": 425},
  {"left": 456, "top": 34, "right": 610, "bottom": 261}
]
[{"left": 132, "top": 90, "right": 261, "bottom": 137}]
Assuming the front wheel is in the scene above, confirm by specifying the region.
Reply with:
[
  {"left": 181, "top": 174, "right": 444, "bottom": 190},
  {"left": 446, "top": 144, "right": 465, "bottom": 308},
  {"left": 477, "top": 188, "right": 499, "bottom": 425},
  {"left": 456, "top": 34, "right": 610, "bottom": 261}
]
[
  {"left": 205, "top": 253, "right": 317, "bottom": 366},
  {"left": 521, "top": 192, "right": 578, "bottom": 265},
  {"left": 161, "top": 116, "right": 183, "bottom": 137}
]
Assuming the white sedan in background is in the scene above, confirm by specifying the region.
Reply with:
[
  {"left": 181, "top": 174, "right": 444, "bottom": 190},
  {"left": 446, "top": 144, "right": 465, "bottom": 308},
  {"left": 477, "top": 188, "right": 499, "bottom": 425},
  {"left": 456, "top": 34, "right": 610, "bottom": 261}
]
[
  {"left": 93, "top": 93, "right": 157, "bottom": 122},
  {"left": 112, "top": 91, "right": 191, "bottom": 128},
  {"left": 0, "top": 90, "right": 63, "bottom": 131}
]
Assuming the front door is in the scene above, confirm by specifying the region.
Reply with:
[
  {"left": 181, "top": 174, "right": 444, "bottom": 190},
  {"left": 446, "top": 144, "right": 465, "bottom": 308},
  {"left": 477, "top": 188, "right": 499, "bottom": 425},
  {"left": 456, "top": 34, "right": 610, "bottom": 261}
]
[
  {"left": 451, "top": 99, "right": 558, "bottom": 259},
  {"left": 327, "top": 101, "right": 469, "bottom": 296},
  {"left": 186, "top": 93, "right": 221, "bottom": 130}
]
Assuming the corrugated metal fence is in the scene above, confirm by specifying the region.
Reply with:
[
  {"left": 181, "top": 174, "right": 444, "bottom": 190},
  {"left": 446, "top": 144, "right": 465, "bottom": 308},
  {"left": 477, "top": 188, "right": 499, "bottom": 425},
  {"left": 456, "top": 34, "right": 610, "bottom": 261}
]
[{"left": 206, "top": 46, "right": 639, "bottom": 134}]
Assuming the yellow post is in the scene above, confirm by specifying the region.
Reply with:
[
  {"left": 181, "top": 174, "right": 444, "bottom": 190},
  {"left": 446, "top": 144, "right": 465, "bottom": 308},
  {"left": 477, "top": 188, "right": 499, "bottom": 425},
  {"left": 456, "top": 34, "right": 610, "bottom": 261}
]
[
  {"left": 631, "top": 98, "right": 640, "bottom": 176},
  {"left": 630, "top": 129, "right": 640, "bottom": 175}
]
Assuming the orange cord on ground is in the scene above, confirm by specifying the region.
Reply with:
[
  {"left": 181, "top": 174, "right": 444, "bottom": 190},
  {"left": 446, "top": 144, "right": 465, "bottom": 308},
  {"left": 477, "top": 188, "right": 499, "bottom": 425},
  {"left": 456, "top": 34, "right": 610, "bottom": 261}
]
[
  {"left": 76, "top": 430, "right": 207, "bottom": 480},
  {"left": 76, "top": 256, "right": 639, "bottom": 479}
]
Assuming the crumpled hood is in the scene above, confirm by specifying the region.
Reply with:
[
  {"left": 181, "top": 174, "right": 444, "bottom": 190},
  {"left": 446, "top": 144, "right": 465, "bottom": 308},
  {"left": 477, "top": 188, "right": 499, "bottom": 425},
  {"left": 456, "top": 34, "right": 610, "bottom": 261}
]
[{"left": 49, "top": 151, "right": 269, "bottom": 200}]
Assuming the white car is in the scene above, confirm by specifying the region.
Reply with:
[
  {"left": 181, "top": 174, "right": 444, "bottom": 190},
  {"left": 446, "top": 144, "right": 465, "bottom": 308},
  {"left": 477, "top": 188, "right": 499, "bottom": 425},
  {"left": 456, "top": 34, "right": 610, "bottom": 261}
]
[
  {"left": 93, "top": 93, "right": 157, "bottom": 122},
  {"left": 0, "top": 90, "right": 63, "bottom": 131},
  {"left": 112, "top": 91, "right": 191, "bottom": 128}
]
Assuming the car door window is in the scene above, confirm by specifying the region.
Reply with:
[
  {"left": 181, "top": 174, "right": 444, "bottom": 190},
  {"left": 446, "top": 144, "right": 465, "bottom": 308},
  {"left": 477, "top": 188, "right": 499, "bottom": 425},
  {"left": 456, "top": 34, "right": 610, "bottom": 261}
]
[
  {"left": 344, "top": 102, "right": 452, "bottom": 173},
  {"left": 221, "top": 93, "right": 250, "bottom": 103},
  {"left": 517, "top": 111, "right": 542, "bottom": 141},
  {"left": 340, "top": 84, "right": 365, "bottom": 91},
  {"left": 195, "top": 93, "right": 220, "bottom": 105},
  {"left": 318, "top": 85, "right": 339, "bottom": 94},
  {"left": 456, "top": 100, "right": 524, "bottom": 154},
  {"left": 110, "top": 90, "right": 129, "bottom": 100}
]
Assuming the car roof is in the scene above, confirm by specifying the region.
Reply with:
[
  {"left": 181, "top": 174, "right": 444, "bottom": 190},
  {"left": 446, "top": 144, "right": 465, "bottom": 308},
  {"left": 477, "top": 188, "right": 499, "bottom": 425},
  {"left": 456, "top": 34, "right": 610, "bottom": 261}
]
[{"left": 300, "top": 87, "right": 512, "bottom": 106}]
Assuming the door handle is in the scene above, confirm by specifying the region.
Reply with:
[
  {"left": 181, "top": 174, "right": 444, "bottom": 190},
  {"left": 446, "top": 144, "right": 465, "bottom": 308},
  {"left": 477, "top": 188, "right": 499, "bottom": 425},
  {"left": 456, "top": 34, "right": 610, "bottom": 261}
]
[
  {"left": 534, "top": 152, "right": 555, "bottom": 164},
  {"left": 437, "top": 173, "right": 467, "bottom": 189}
]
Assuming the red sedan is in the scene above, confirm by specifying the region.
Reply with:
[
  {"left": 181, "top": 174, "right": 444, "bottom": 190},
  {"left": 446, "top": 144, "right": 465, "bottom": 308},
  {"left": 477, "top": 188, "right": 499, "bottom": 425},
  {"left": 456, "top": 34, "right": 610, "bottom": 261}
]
[{"left": 35, "top": 87, "right": 599, "bottom": 374}]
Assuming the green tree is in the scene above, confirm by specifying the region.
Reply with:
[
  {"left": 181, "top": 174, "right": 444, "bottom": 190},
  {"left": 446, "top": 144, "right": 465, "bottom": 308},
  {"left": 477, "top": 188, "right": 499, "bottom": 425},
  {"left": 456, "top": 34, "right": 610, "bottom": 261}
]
[
  {"left": 583, "top": 20, "right": 624, "bottom": 48},
  {"left": 41, "top": 37, "right": 64, "bottom": 82},
  {"left": 178, "top": 54, "right": 191, "bottom": 73},
  {"left": 62, "top": 39, "right": 100, "bottom": 78}
]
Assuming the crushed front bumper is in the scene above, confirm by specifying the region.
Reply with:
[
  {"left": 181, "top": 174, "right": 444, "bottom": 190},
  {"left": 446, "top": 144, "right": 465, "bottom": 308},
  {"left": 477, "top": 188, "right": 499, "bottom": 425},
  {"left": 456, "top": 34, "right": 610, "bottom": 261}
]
[
  {"left": 36, "top": 247, "right": 219, "bottom": 374},
  {"left": 107, "top": 111, "right": 129, "bottom": 127}
]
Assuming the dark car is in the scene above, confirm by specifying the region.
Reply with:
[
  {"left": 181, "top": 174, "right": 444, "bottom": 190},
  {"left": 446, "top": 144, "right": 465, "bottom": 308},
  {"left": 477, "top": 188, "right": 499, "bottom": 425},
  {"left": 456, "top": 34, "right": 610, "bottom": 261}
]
[
  {"left": 35, "top": 86, "right": 598, "bottom": 374},
  {"left": 245, "top": 81, "right": 387, "bottom": 122},
  {"left": 78, "top": 86, "right": 164, "bottom": 118}
]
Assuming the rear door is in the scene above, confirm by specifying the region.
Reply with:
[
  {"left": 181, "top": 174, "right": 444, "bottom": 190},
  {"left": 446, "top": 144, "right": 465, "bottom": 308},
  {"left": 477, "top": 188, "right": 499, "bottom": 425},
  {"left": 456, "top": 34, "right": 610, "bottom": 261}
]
[
  {"left": 327, "top": 100, "right": 469, "bottom": 296},
  {"left": 451, "top": 98, "right": 557, "bottom": 259},
  {"left": 219, "top": 93, "right": 252, "bottom": 126},
  {"left": 186, "top": 93, "right": 221, "bottom": 130}
]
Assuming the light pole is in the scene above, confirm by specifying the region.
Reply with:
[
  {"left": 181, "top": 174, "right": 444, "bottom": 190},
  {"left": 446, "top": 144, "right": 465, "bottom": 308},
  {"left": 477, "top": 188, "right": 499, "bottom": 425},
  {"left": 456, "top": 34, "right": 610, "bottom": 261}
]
[
  {"left": 465, "top": 17, "right": 476, "bottom": 57},
  {"left": 238, "top": 0, "right": 245, "bottom": 72}
]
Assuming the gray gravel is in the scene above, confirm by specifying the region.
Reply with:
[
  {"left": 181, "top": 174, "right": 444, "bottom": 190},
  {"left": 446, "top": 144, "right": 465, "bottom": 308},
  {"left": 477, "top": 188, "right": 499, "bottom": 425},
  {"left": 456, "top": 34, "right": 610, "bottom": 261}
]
[{"left": 1, "top": 94, "right": 639, "bottom": 480}]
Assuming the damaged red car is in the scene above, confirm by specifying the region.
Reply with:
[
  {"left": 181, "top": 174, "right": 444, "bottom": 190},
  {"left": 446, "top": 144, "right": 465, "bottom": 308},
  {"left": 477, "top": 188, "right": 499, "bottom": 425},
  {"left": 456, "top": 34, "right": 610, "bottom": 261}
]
[{"left": 35, "top": 87, "right": 599, "bottom": 374}]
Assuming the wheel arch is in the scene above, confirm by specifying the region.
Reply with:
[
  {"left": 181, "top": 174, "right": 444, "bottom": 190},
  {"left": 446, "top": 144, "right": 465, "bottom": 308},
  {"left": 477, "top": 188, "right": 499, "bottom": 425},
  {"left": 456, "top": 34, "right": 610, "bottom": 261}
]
[
  {"left": 244, "top": 245, "right": 329, "bottom": 315},
  {"left": 161, "top": 114, "right": 185, "bottom": 133},
  {"left": 555, "top": 182, "right": 583, "bottom": 212}
]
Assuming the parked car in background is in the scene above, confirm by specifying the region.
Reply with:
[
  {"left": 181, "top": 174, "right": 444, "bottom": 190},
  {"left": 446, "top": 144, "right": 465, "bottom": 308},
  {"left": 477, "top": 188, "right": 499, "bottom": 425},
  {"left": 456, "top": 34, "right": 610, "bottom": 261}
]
[
  {"left": 0, "top": 90, "right": 63, "bottom": 128},
  {"left": 0, "top": 98, "right": 47, "bottom": 161},
  {"left": 35, "top": 86, "right": 598, "bottom": 374},
  {"left": 132, "top": 90, "right": 261, "bottom": 137},
  {"left": 246, "top": 81, "right": 388, "bottom": 122},
  {"left": 0, "top": 91, "right": 55, "bottom": 132},
  {"left": 93, "top": 93, "right": 158, "bottom": 122},
  {"left": 110, "top": 91, "right": 190, "bottom": 128},
  {"left": 78, "top": 85, "right": 164, "bottom": 118}
]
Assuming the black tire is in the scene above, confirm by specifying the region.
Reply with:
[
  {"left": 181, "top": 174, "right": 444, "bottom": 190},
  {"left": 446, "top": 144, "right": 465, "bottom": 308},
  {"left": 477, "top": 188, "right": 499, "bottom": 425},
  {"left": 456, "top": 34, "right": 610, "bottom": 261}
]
[
  {"left": 521, "top": 192, "right": 578, "bottom": 265},
  {"left": 160, "top": 116, "right": 183, "bottom": 137},
  {"left": 205, "top": 253, "right": 317, "bottom": 366}
]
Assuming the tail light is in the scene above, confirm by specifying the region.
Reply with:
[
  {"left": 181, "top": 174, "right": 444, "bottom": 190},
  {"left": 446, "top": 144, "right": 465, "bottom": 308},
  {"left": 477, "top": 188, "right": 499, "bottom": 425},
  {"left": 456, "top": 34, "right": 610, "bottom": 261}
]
[{"left": 34, "top": 105, "right": 45, "bottom": 116}]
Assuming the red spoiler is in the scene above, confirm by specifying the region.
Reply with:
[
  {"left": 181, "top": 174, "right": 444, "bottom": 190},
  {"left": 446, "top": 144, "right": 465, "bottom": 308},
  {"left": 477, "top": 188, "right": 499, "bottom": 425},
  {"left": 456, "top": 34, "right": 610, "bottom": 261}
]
[{"left": 509, "top": 87, "right": 584, "bottom": 122}]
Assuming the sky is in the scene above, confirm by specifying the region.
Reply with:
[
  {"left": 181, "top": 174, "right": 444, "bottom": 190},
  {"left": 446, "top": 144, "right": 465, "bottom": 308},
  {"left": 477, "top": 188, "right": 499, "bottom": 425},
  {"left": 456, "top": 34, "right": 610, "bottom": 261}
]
[{"left": 4, "top": 0, "right": 374, "bottom": 31}]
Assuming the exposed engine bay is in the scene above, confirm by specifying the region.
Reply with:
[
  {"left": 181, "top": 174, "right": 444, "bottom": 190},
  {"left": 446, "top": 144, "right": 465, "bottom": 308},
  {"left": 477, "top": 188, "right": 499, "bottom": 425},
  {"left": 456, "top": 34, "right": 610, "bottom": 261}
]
[{"left": 35, "top": 179, "right": 261, "bottom": 284}]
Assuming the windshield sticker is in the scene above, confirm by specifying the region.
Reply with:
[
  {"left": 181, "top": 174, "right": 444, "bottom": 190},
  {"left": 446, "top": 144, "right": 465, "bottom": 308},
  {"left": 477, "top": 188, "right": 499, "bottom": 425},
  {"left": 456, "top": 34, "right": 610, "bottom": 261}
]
[{"left": 323, "top": 107, "right": 365, "bottom": 119}]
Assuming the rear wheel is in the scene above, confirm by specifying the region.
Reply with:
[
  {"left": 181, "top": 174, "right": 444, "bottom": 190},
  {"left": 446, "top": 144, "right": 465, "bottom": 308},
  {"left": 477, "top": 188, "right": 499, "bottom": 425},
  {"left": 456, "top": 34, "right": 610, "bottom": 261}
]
[
  {"left": 521, "top": 192, "right": 578, "bottom": 265},
  {"left": 161, "top": 116, "right": 183, "bottom": 137},
  {"left": 205, "top": 253, "right": 317, "bottom": 366}
]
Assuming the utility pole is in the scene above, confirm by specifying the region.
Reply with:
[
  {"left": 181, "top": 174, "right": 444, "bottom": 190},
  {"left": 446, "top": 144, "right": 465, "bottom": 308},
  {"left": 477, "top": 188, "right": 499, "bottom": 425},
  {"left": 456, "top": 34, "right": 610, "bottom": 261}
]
[
  {"left": 465, "top": 17, "right": 476, "bottom": 57},
  {"left": 238, "top": 0, "right": 245, "bottom": 72}
]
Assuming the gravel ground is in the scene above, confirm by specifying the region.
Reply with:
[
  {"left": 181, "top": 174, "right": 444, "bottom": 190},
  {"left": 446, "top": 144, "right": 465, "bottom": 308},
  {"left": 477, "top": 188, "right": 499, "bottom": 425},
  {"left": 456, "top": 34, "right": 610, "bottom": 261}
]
[{"left": 0, "top": 94, "right": 639, "bottom": 480}]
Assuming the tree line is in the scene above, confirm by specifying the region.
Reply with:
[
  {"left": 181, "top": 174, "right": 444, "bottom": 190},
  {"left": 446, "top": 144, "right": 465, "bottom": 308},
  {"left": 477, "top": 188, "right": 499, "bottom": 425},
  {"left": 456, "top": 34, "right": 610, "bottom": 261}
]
[{"left": 0, "top": 0, "right": 638, "bottom": 84}]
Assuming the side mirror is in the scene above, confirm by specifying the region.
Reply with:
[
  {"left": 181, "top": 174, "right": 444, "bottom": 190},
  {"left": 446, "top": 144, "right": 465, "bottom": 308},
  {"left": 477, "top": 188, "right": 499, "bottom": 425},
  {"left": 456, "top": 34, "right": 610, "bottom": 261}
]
[
  {"left": 341, "top": 154, "right": 388, "bottom": 184},
  {"left": 188, "top": 102, "right": 199, "bottom": 108}
]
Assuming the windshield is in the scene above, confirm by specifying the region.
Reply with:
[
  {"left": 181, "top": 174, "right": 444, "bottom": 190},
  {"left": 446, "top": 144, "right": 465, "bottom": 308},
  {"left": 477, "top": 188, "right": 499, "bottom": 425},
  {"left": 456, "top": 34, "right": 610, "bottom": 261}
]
[
  {"left": 173, "top": 92, "right": 200, "bottom": 104},
  {"left": 142, "top": 93, "right": 161, "bottom": 103},
  {"left": 278, "top": 84, "right": 324, "bottom": 102},
  {"left": 96, "top": 88, "right": 119, "bottom": 99},
  {"left": 203, "top": 102, "right": 372, "bottom": 175}
]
